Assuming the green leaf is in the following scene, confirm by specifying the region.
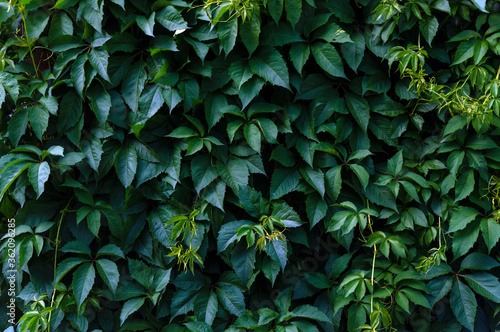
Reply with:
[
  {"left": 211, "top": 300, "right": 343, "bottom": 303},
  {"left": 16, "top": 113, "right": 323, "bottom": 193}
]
[
  {"left": 460, "top": 253, "right": 500, "bottom": 271},
  {"left": 349, "top": 164, "right": 369, "bottom": 189},
  {"left": 345, "top": 93, "right": 370, "bottom": 133},
  {"left": 455, "top": 169, "right": 475, "bottom": 202},
  {"left": 218, "top": 19, "right": 238, "bottom": 55},
  {"left": 249, "top": 47, "right": 290, "bottom": 90},
  {"left": 463, "top": 273, "right": 500, "bottom": 303},
  {"left": 96, "top": 244, "right": 125, "bottom": 258},
  {"left": 291, "top": 305, "right": 330, "bottom": 322},
  {"left": 217, "top": 158, "right": 249, "bottom": 194},
  {"left": 240, "top": 14, "right": 260, "bottom": 55},
  {"left": 29, "top": 105, "right": 50, "bottom": 141},
  {"left": 80, "top": 0, "right": 104, "bottom": 33},
  {"left": 87, "top": 209, "right": 101, "bottom": 236},
  {"left": 427, "top": 276, "right": 453, "bottom": 306},
  {"left": 54, "top": 257, "right": 88, "bottom": 284},
  {"left": 8, "top": 108, "right": 29, "bottom": 146},
  {"left": 300, "top": 167, "right": 325, "bottom": 197},
  {"left": 0, "top": 72, "right": 19, "bottom": 106},
  {"left": 0, "top": 160, "right": 32, "bottom": 202},
  {"left": 450, "top": 280, "right": 477, "bottom": 331},
  {"left": 419, "top": 16, "right": 438, "bottom": 45},
  {"left": 328, "top": 0, "right": 355, "bottom": 23},
  {"left": 267, "top": 0, "right": 284, "bottom": 24},
  {"left": 156, "top": 6, "right": 188, "bottom": 31},
  {"left": 289, "top": 43, "right": 310, "bottom": 75},
  {"left": 271, "top": 202, "right": 302, "bottom": 227},
  {"left": 71, "top": 53, "right": 87, "bottom": 98},
  {"left": 218, "top": 220, "right": 254, "bottom": 252},
  {"left": 285, "top": 0, "right": 301, "bottom": 28},
  {"left": 73, "top": 262, "right": 96, "bottom": 307},
  {"left": 194, "top": 289, "right": 219, "bottom": 325},
  {"left": 120, "top": 297, "right": 146, "bottom": 326},
  {"left": 89, "top": 49, "right": 110, "bottom": 81},
  {"left": 229, "top": 60, "right": 254, "bottom": 91},
  {"left": 470, "top": 0, "right": 487, "bottom": 12},
  {"left": 480, "top": 218, "right": 500, "bottom": 253},
  {"left": 452, "top": 40, "right": 476, "bottom": 65},
  {"left": 96, "top": 259, "right": 119, "bottom": 293},
  {"left": 387, "top": 150, "right": 403, "bottom": 176},
  {"left": 202, "top": 181, "right": 226, "bottom": 211},
  {"left": 264, "top": 237, "right": 288, "bottom": 271},
  {"left": 306, "top": 193, "right": 328, "bottom": 229},
  {"left": 129, "top": 259, "right": 154, "bottom": 290},
  {"left": 81, "top": 136, "right": 103, "bottom": 172},
  {"left": 452, "top": 222, "right": 480, "bottom": 259},
  {"left": 448, "top": 206, "right": 480, "bottom": 233},
  {"left": 244, "top": 123, "right": 261, "bottom": 153},
  {"left": 122, "top": 62, "right": 147, "bottom": 112},
  {"left": 231, "top": 242, "right": 256, "bottom": 285},
  {"left": 191, "top": 155, "right": 218, "bottom": 193},
  {"left": 270, "top": 167, "right": 299, "bottom": 200},
  {"left": 115, "top": 143, "right": 138, "bottom": 188},
  {"left": 136, "top": 13, "right": 155, "bottom": 37},
  {"left": 311, "top": 42, "right": 347, "bottom": 79},
  {"left": 443, "top": 115, "right": 467, "bottom": 136},
  {"left": 325, "top": 165, "right": 342, "bottom": 202},
  {"left": 305, "top": 272, "right": 331, "bottom": 289},
  {"left": 87, "top": 84, "right": 111, "bottom": 124},
  {"left": 27, "top": 162, "right": 50, "bottom": 199},
  {"left": 215, "top": 283, "right": 245, "bottom": 316},
  {"left": 365, "top": 183, "right": 397, "bottom": 211},
  {"left": 341, "top": 33, "right": 365, "bottom": 72}
]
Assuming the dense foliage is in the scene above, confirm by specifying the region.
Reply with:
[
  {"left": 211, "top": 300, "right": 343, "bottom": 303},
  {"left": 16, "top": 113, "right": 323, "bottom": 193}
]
[{"left": 2, "top": 0, "right": 500, "bottom": 330}]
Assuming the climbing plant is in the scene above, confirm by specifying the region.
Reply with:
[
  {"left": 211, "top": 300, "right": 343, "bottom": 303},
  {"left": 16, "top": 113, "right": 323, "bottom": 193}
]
[{"left": 1, "top": 0, "right": 500, "bottom": 331}]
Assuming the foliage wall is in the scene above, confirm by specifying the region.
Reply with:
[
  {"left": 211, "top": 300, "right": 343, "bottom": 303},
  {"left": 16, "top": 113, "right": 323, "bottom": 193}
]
[{"left": 2, "top": 0, "right": 500, "bottom": 330}]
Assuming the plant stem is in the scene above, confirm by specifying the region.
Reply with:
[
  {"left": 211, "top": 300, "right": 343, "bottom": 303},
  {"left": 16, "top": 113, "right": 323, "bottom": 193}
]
[
  {"left": 47, "top": 198, "right": 73, "bottom": 332},
  {"left": 371, "top": 244, "right": 377, "bottom": 314},
  {"left": 20, "top": 8, "right": 39, "bottom": 78}
]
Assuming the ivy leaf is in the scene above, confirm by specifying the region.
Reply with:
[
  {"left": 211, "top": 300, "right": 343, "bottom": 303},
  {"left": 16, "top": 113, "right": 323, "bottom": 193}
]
[
  {"left": 267, "top": 0, "right": 284, "bottom": 24},
  {"left": 341, "top": 33, "right": 365, "bottom": 72},
  {"left": 480, "top": 218, "right": 500, "bottom": 253},
  {"left": 289, "top": 43, "right": 310, "bottom": 75},
  {"left": 419, "top": 16, "right": 438, "bottom": 45},
  {"left": 122, "top": 62, "right": 147, "bottom": 113},
  {"left": 120, "top": 297, "right": 146, "bottom": 326},
  {"left": 455, "top": 169, "right": 475, "bottom": 202},
  {"left": 73, "top": 262, "right": 96, "bottom": 307},
  {"left": 244, "top": 123, "right": 261, "bottom": 153},
  {"left": 231, "top": 242, "right": 256, "bottom": 285},
  {"left": 218, "top": 220, "right": 254, "bottom": 252},
  {"left": 71, "top": 53, "right": 87, "bottom": 98},
  {"left": 345, "top": 93, "right": 370, "bottom": 133},
  {"left": 270, "top": 167, "right": 299, "bottom": 200},
  {"left": 311, "top": 42, "right": 347, "bottom": 79},
  {"left": 96, "top": 259, "right": 119, "bottom": 294},
  {"left": 89, "top": 48, "right": 110, "bottom": 82},
  {"left": 218, "top": 19, "right": 238, "bottom": 55},
  {"left": 271, "top": 202, "right": 302, "bottom": 227},
  {"left": 0, "top": 72, "right": 19, "bottom": 107},
  {"left": 285, "top": 0, "right": 301, "bottom": 28},
  {"left": 191, "top": 155, "right": 218, "bottom": 193},
  {"left": 8, "top": 108, "right": 29, "bottom": 147},
  {"left": 325, "top": 165, "right": 342, "bottom": 202},
  {"left": 448, "top": 206, "right": 480, "bottom": 233},
  {"left": 81, "top": 136, "right": 103, "bottom": 172},
  {"left": 156, "top": 6, "right": 189, "bottom": 31},
  {"left": 463, "top": 273, "right": 500, "bottom": 303},
  {"left": 136, "top": 13, "right": 155, "bottom": 37},
  {"left": 250, "top": 47, "right": 290, "bottom": 90},
  {"left": 306, "top": 193, "right": 328, "bottom": 229},
  {"left": 215, "top": 283, "right": 245, "bottom": 316},
  {"left": 28, "top": 162, "right": 50, "bottom": 199},
  {"left": 54, "top": 257, "right": 88, "bottom": 284},
  {"left": 114, "top": 142, "right": 138, "bottom": 188},
  {"left": 29, "top": 105, "right": 50, "bottom": 141},
  {"left": 450, "top": 280, "right": 477, "bottom": 331},
  {"left": 194, "top": 289, "right": 219, "bottom": 325},
  {"left": 452, "top": 222, "right": 480, "bottom": 258},
  {"left": 264, "top": 237, "right": 288, "bottom": 271},
  {"left": 291, "top": 304, "right": 330, "bottom": 322}
]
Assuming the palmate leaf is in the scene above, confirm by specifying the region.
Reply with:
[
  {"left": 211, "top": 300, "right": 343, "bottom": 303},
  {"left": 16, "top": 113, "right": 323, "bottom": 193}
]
[
  {"left": 249, "top": 47, "right": 290, "bottom": 90},
  {"left": 73, "top": 262, "right": 96, "bottom": 307},
  {"left": 194, "top": 288, "right": 219, "bottom": 325},
  {"left": 450, "top": 280, "right": 477, "bottom": 331}
]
